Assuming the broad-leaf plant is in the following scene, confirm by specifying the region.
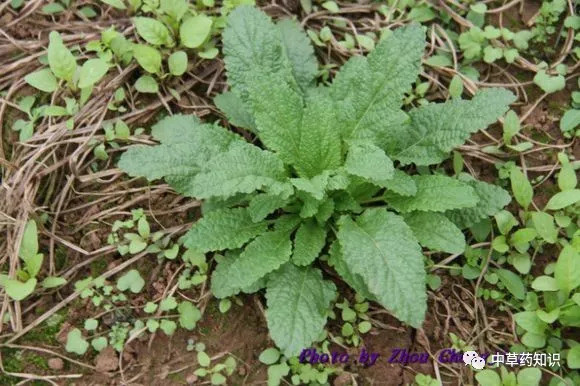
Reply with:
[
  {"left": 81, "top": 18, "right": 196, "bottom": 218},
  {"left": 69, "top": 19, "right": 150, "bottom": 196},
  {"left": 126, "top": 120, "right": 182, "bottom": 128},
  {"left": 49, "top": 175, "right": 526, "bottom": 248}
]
[{"left": 119, "top": 6, "right": 515, "bottom": 356}]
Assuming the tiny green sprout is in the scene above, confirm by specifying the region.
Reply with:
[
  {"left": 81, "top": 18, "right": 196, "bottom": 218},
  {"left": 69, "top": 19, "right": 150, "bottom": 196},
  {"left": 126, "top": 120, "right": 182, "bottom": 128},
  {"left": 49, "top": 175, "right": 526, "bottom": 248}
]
[
  {"left": 91, "top": 337, "right": 108, "bottom": 352},
  {"left": 260, "top": 348, "right": 281, "bottom": 365},
  {"left": 143, "top": 302, "right": 158, "bottom": 314},
  {"left": 116, "top": 269, "right": 145, "bottom": 293},
  {"left": 109, "top": 322, "right": 130, "bottom": 352},
  {"left": 159, "top": 296, "right": 178, "bottom": 311},
  {"left": 84, "top": 318, "right": 99, "bottom": 331},
  {"left": 333, "top": 296, "right": 372, "bottom": 347},
  {"left": 2, "top": 220, "right": 45, "bottom": 301},
  {"left": 218, "top": 298, "right": 232, "bottom": 313},
  {"left": 198, "top": 350, "right": 211, "bottom": 367},
  {"left": 414, "top": 373, "right": 440, "bottom": 386},
  {"left": 178, "top": 301, "right": 202, "bottom": 330},
  {"left": 65, "top": 328, "right": 89, "bottom": 355}
]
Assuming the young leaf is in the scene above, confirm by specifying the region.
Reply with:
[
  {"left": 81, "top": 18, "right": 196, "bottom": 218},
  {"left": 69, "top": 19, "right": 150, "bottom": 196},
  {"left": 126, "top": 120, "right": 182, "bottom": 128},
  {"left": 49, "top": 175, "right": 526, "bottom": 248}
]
[
  {"left": 502, "top": 110, "right": 520, "bottom": 144},
  {"left": 78, "top": 59, "right": 109, "bottom": 89},
  {"left": 265, "top": 264, "right": 336, "bottom": 356},
  {"left": 135, "top": 75, "right": 158, "bottom": 93},
  {"left": 19, "top": 220, "right": 38, "bottom": 261},
  {"left": 509, "top": 166, "right": 533, "bottom": 209},
  {"left": 159, "top": 0, "right": 188, "bottom": 21},
  {"left": 91, "top": 337, "right": 108, "bottom": 351},
  {"left": 534, "top": 70, "right": 565, "bottom": 94},
  {"left": 249, "top": 77, "right": 341, "bottom": 178},
  {"left": 180, "top": 15, "right": 212, "bottom": 48},
  {"left": 25, "top": 253, "right": 43, "bottom": 278},
  {"left": 554, "top": 245, "right": 580, "bottom": 295},
  {"left": 291, "top": 172, "right": 329, "bottom": 200},
  {"left": 277, "top": 19, "right": 318, "bottom": 91},
  {"left": 25, "top": 69, "right": 58, "bottom": 92},
  {"left": 448, "top": 75, "right": 463, "bottom": 98},
  {"left": 133, "top": 44, "right": 162, "bottom": 73},
  {"left": 134, "top": 17, "right": 174, "bottom": 46},
  {"left": 160, "top": 319, "right": 177, "bottom": 335},
  {"left": 337, "top": 209, "right": 426, "bottom": 327},
  {"left": 330, "top": 24, "right": 425, "bottom": 140},
  {"left": 557, "top": 153, "right": 577, "bottom": 191},
  {"left": 258, "top": 348, "right": 280, "bottom": 365},
  {"left": 531, "top": 212, "right": 557, "bottom": 243},
  {"left": 168, "top": 51, "right": 187, "bottom": 76},
  {"left": 475, "top": 370, "right": 501, "bottom": 386},
  {"left": 100, "top": 0, "right": 126, "bottom": 9},
  {"left": 531, "top": 276, "right": 559, "bottom": 291},
  {"left": 4, "top": 278, "right": 37, "bottom": 301},
  {"left": 496, "top": 269, "right": 526, "bottom": 300},
  {"left": 48, "top": 31, "right": 77, "bottom": 82},
  {"left": 545, "top": 189, "right": 580, "bottom": 210},
  {"left": 41, "top": 276, "right": 67, "bottom": 288},
  {"left": 211, "top": 231, "right": 292, "bottom": 298}
]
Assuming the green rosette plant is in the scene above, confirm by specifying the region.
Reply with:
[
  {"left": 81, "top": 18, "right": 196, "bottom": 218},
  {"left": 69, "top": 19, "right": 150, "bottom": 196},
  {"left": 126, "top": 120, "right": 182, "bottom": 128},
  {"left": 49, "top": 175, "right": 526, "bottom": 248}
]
[{"left": 119, "top": 6, "right": 515, "bottom": 356}]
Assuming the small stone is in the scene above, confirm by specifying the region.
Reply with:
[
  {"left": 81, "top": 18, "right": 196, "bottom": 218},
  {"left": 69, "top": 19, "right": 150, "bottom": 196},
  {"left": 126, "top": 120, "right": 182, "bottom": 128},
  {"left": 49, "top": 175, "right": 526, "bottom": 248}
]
[
  {"left": 48, "top": 357, "right": 64, "bottom": 370},
  {"left": 333, "top": 373, "right": 352, "bottom": 386},
  {"left": 186, "top": 374, "right": 198, "bottom": 384},
  {"left": 95, "top": 347, "right": 118, "bottom": 372},
  {"left": 56, "top": 322, "right": 72, "bottom": 344}
]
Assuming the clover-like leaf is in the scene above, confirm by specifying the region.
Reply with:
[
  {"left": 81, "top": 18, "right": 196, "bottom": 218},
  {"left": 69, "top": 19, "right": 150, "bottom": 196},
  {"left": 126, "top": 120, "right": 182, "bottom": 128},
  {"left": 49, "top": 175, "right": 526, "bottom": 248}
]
[{"left": 116, "top": 269, "right": 145, "bottom": 293}]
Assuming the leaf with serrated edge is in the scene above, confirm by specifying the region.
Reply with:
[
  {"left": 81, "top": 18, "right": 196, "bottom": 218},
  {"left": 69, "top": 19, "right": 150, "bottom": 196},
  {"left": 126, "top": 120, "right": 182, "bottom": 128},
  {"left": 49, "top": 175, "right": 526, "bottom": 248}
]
[
  {"left": 118, "top": 115, "right": 242, "bottom": 197},
  {"left": 265, "top": 264, "right": 336, "bottom": 356},
  {"left": 250, "top": 77, "right": 341, "bottom": 177},
  {"left": 391, "top": 89, "right": 515, "bottom": 165},
  {"left": 248, "top": 193, "right": 289, "bottom": 222},
  {"left": 383, "top": 170, "right": 417, "bottom": 196},
  {"left": 328, "top": 241, "right": 375, "bottom": 301},
  {"left": 183, "top": 208, "right": 267, "bottom": 253},
  {"left": 223, "top": 6, "right": 293, "bottom": 97},
  {"left": 330, "top": 24, "right": 425, "bottom": 140},
  {"left": 445, "top": 174, "right": 511, "bottom": 229},
  {"left": 214, "top": 91, "right": 256, "bottom": 132},
  {"left": 211, "top": 231, "right": 292, "bottom": 298},
  {"left": 277, "top": 19, "right": 317, "bottom": 91},
  {"left": 344, "top": 141, "right": 394, "bottom": 185},
  {"left": 385, "top": 175, "right": 478, "bottom": 213},
  {"left": 337, "top": 209, "right": 426, "bottom": 327},
  {"left": 404, "top": 212, "right": 466, "bottom": 254},
  {"left": 191, "top": 141, "right": 286, "bottom": 199},
  {"left": 292, "top": 220, "right": 327, "bottom": 266}
]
